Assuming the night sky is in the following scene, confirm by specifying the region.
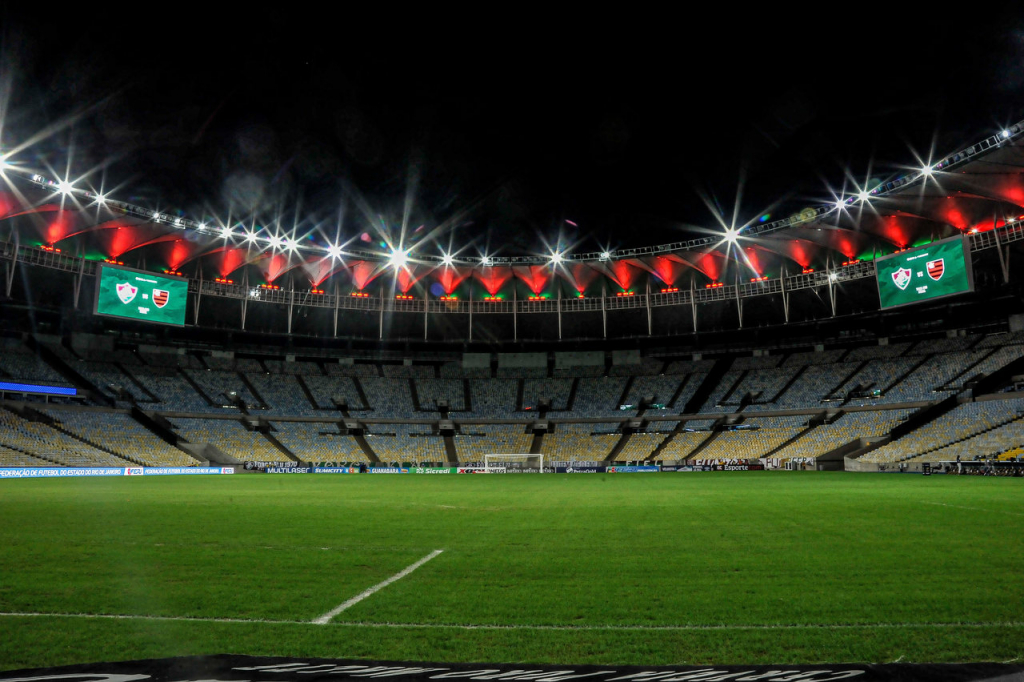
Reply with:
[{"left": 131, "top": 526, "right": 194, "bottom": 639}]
[{"left": 3, "top": 7, "right": 1024, "bottom": 259}]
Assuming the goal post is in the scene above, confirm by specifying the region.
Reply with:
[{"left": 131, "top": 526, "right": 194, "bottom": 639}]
[{"left": 484, "top": 453, "right": 545, "bottom": 472}]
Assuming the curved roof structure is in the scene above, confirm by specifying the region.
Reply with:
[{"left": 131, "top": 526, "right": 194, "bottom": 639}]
[{"left": 3, "top": 121, "right": 1024, "bottom": 298}]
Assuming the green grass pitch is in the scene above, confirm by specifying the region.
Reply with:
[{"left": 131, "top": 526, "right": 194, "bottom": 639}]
[{"left": 0, "top": 472, "right": 1021, "bottom": 670}]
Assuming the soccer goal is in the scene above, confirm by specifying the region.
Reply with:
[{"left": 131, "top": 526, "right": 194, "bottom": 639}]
[{"left": 484, "top": 453, "right": 545, "bottom": 472}]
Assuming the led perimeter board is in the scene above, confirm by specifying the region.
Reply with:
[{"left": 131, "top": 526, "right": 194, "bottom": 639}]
[
  {"left": 874, "top": 236, "right": 974, "bottom": 310},
  {"left": 94, "top": 264, "right": 188, "bottom": 326}
]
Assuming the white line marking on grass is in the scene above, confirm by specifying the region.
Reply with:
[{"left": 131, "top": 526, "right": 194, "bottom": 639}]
[
  {"left": 1, "top": 612, "right": 1022, "bottom": 631},
  {"left": 922, "top": 501, "right": 1024, "bottom": 517},
  {"left": 311, "top": 549, "right": 444, "bottom": 625}
]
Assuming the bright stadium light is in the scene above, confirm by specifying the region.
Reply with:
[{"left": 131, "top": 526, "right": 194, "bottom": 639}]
[
  {"left": 327, "top": 243, "right": 343, "bottom": 259},
  {"left": 920, "top": 165, "right": 933, "bottom": 177},
  {"left": 599, "top": 251, "right": 612, "bottom": 261},
  {"left": 834, "top": 199, "right": 845, "bottom": 211},
  {"left": 724, "top": 227, "right": 739, "bottom": 243},
  {"left": 1003, "top": 129, "right": 1011, "bottom": 138},
  {"left": 284, "top": 237, "right": 298, "bottom": 251},
  {"left": 441, "top": 253, "right": 454, "bottom": 266},
  {"left": 481, "top": 256, "right": 492, "bottom": 266},
  {"left": 56, "top": 179, "right": 74, "bottom": 196},
  {"left": 550, "top": 251, "right": 563, "bottom": 265},
  {"left": 388, "top": 249, "right": 408, "bottom": 268},
  {"left": 268, "top": 234, "right": 283, "bottom": 249},
  {"left": 217, "top": 226, "right": 231, "bottom": 239},
  {"left": 245, "top": 229, "right": 259, "bottom": 244},
  {"left": 94, "top": 192, "right": 106, "bottom": 204},
  {"left": 858, "top": 190, "right": 871, "bottom": 202}
]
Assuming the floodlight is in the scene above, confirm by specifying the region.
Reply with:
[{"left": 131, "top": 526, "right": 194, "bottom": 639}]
[
  {"left": 921, "top": 165, "right": 933, "bottom": 176},
  {"left": 441, "top": 253, "right": 454, "bottom": 266},
  {"left": 56, "top": 179, "right": 74, "bottom": 196},
  {"left": 858, "top": 191, "right": 870, "bottom": 202},
  {"left": 268, "top": 235, "right": 283, "bottom": 248},
  {"left": 0, "top": 156, "right": 8, "bottom": 172},
  {"left": 599, "top": 251, "right": 612, "bottom": 261},
  {"left": 327, "top": 243, "right": 343, "bottom": 259},
  {"left": 834, "top": 199, "right": 845, "bottom": 211},
  {"left": 724, "top": 228, "right": 739, "bottom": 243},
  {"left": 829, "top": 272, "right": 838, "bottom": 281},
  {"left": 245, "top": 229, "right": 259, "bottom": 243},
  {"left": 1003, "top": 129, "right": 1011, "bottom": 138},
  {"left": 388, "top": 249, "right": 408, "bottom": 268},
  {"left": 550, "top": 252, "right": 563, "bottom": 265},
  {"left": 284, "top": 237, "right": 298, "bottom": 251},
  {"left": 481, "top": 256, "right": 492, "bottom": 266},
  {"left": 94, "top": 193, "right": 106, "bottom": 204}
]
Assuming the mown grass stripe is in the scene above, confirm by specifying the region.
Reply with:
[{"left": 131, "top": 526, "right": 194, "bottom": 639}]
[{"left": 2, "top": 612, "right": 1022, "bottom": 631}]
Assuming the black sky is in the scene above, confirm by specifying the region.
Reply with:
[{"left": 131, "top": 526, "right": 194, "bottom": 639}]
[{"left": 3, "top": 7, "right": 1024, "bottom": 258}]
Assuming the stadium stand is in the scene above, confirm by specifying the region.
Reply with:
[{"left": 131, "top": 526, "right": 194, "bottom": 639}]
[
  {"left": 169, "top": 417, "right": 290, "bottom": 462},
  {"left": 270, "top": 421, "right": 368, "bottom": 462},
  {"left": 43, "top": 409, "right": 196, "bottom": 466},
  {"left": 773, "top": 409, "right": 913, "bottom": 460},
  {"left": 454, "top": 424, "right": 533, "bottom": 461},
  {"left": 0, "top": 408, "right": 133, "bottom": 466}
]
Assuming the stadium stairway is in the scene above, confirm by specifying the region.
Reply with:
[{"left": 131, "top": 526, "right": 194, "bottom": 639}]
[
  {"left": 237, "top": 373, "right": 269, "bottom": 410},
  {"left": 44, "top": 412, "right": 145, "bottom": 466},
  {"left": 823, "top": 360, "right": 870, "bottom": 402},
  {"left": 24, "top": 336, "right": 115, "bottom": 407},
  {"left": 115, "top": 363, "right": 162, "bottom": 403},
  {"left": 529, "top": 429, "right": 544, "bottom": 455},
  {"left": 293, "top": 375, "right": 321, "bottom": 411},
  {"left": 879, "top": 354, "right": 933, "bottom": 395},
  {"left": 683, "top": 357, "right": 731, "bottom": 414},
  {"left": 650, "top": 422, "right": 684, "bottom": 460},
  {"left": 261, "top": 426, "right": 300, "bottom": 462},
  {"left": 769, "top": 365, "right": 809, "bottom": 403},
  {"left": 761, "top": 413, "right": 823, "bottom": 457},
  {"left": 178, "top": 369, "right": 219, "bottom": 407},
  {"left": 603, "top": 432, "right": 631, "bottom": 462},
  {"left": 409, "top": 379, "right": 424, "bottom": 411},
  {"left": 351, "top": 432, "right": 381, "bottom": 463},
  {"left": 443, "top": 435, "right": 458, "bottom": 463}
]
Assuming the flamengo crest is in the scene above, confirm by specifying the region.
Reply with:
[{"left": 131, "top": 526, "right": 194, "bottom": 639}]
[
  {"left": 152, "top": 289, "right": 169, "bottom": 308},
  {"left": 891, "top": 267, "right": 912, "bottom": 290},
  {"left": 926, "top": 258, "right": 944, "bottom": 280},
  {"left": 116, "top": 282, "right": 138, "bottom": 303}
]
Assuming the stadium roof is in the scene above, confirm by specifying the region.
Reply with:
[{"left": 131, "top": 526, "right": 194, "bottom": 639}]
[{"left": 3, "top": 122, "right": 1024, "bottom": 297}]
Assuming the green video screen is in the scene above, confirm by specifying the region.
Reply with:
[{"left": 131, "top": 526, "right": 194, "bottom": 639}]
[
  {"left": 94, "top": 264, "right": 188, "bottom": 326},
  {"left": 875, "top": 237, "right": 973, "bottom": 310}
]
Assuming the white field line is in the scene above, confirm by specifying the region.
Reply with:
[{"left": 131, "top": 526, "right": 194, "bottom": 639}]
[
  {"left": 312, "top": 549, "right": 444, "bottom": 625},
  {"left": 921, "top": 501, "right": 1024, "bottom": 517},
  {"left": 1, "top": 612, "right": 1022, "bottom": 632}
]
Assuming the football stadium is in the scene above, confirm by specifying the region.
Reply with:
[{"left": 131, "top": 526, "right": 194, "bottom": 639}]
[{"left": 1, "top": 14, "right": 1024, "bottom": 682}]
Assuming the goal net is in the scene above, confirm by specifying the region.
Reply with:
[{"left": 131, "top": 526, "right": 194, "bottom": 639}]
[{"left": 484, "top": 453, "right": 545, "bottom": 472}]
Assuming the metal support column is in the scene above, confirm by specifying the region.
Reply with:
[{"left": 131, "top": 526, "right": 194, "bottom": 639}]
[
  {"left": 424, "top": 287, "right": 429, "bottom": 341},
  {"left": 379, "top": 286, "right": 385, "bottom": 340},
  {"left": 241, "top": 270, "right": 249, "bottom": 330},
  {"left": 72, "top": 252, "right": 86, "bottom": 309},
  {"left": 557, "top": 287, "right": 562, "bottom": 340},
  {"left": 513, "top": 286, "right": 517, "bottom": 342},
  {"left": 994, "top": 211, "right": 1010, "bottom": 283},
  {"left": 690, "top": 277, "right": 697, "bottom": 332},
  {"left": 826, "top": 255, "right": 837, "bottom": 318},
  {"left": 780, "top": 265, "right": 789, "bottom": 323},
  {"left": 286, "top": 277, "right": 294, "bottom": 335},
  {"left": 468, "top": 284, "right": 473, "bottom": 342},
  {"left": 735, "top": 271, "right": 743, "bottom": 329},
  {"left": 4, "top": 231, "right": 17, "bottom": 298},
  {"left": 193, "top": 262, "right": 203, "bottom": 325},
  {"left": 332, "top": 281, "right": 339, "bottom": 336},
  {"left": 601, "top": 281, "right": 607, "bottom": 339},
  {"left": 645, "top": 279, "right": 652, "bottom": 336}
]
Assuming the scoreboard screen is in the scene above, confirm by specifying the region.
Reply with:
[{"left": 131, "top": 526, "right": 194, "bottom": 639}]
[
  {"left": 874, "top": 236, "right": 974, "bottom": 310},
  {"left": 94, "top": 264, "right": 188, "bottom": 326}
]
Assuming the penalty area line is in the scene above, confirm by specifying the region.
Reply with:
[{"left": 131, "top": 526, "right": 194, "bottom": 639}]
[
  {"left": 0, "top": 612, "right": 1022, "bottom": 632},
  {"left": 312, "top": 549, "right": 445, "bottom": 625}
]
